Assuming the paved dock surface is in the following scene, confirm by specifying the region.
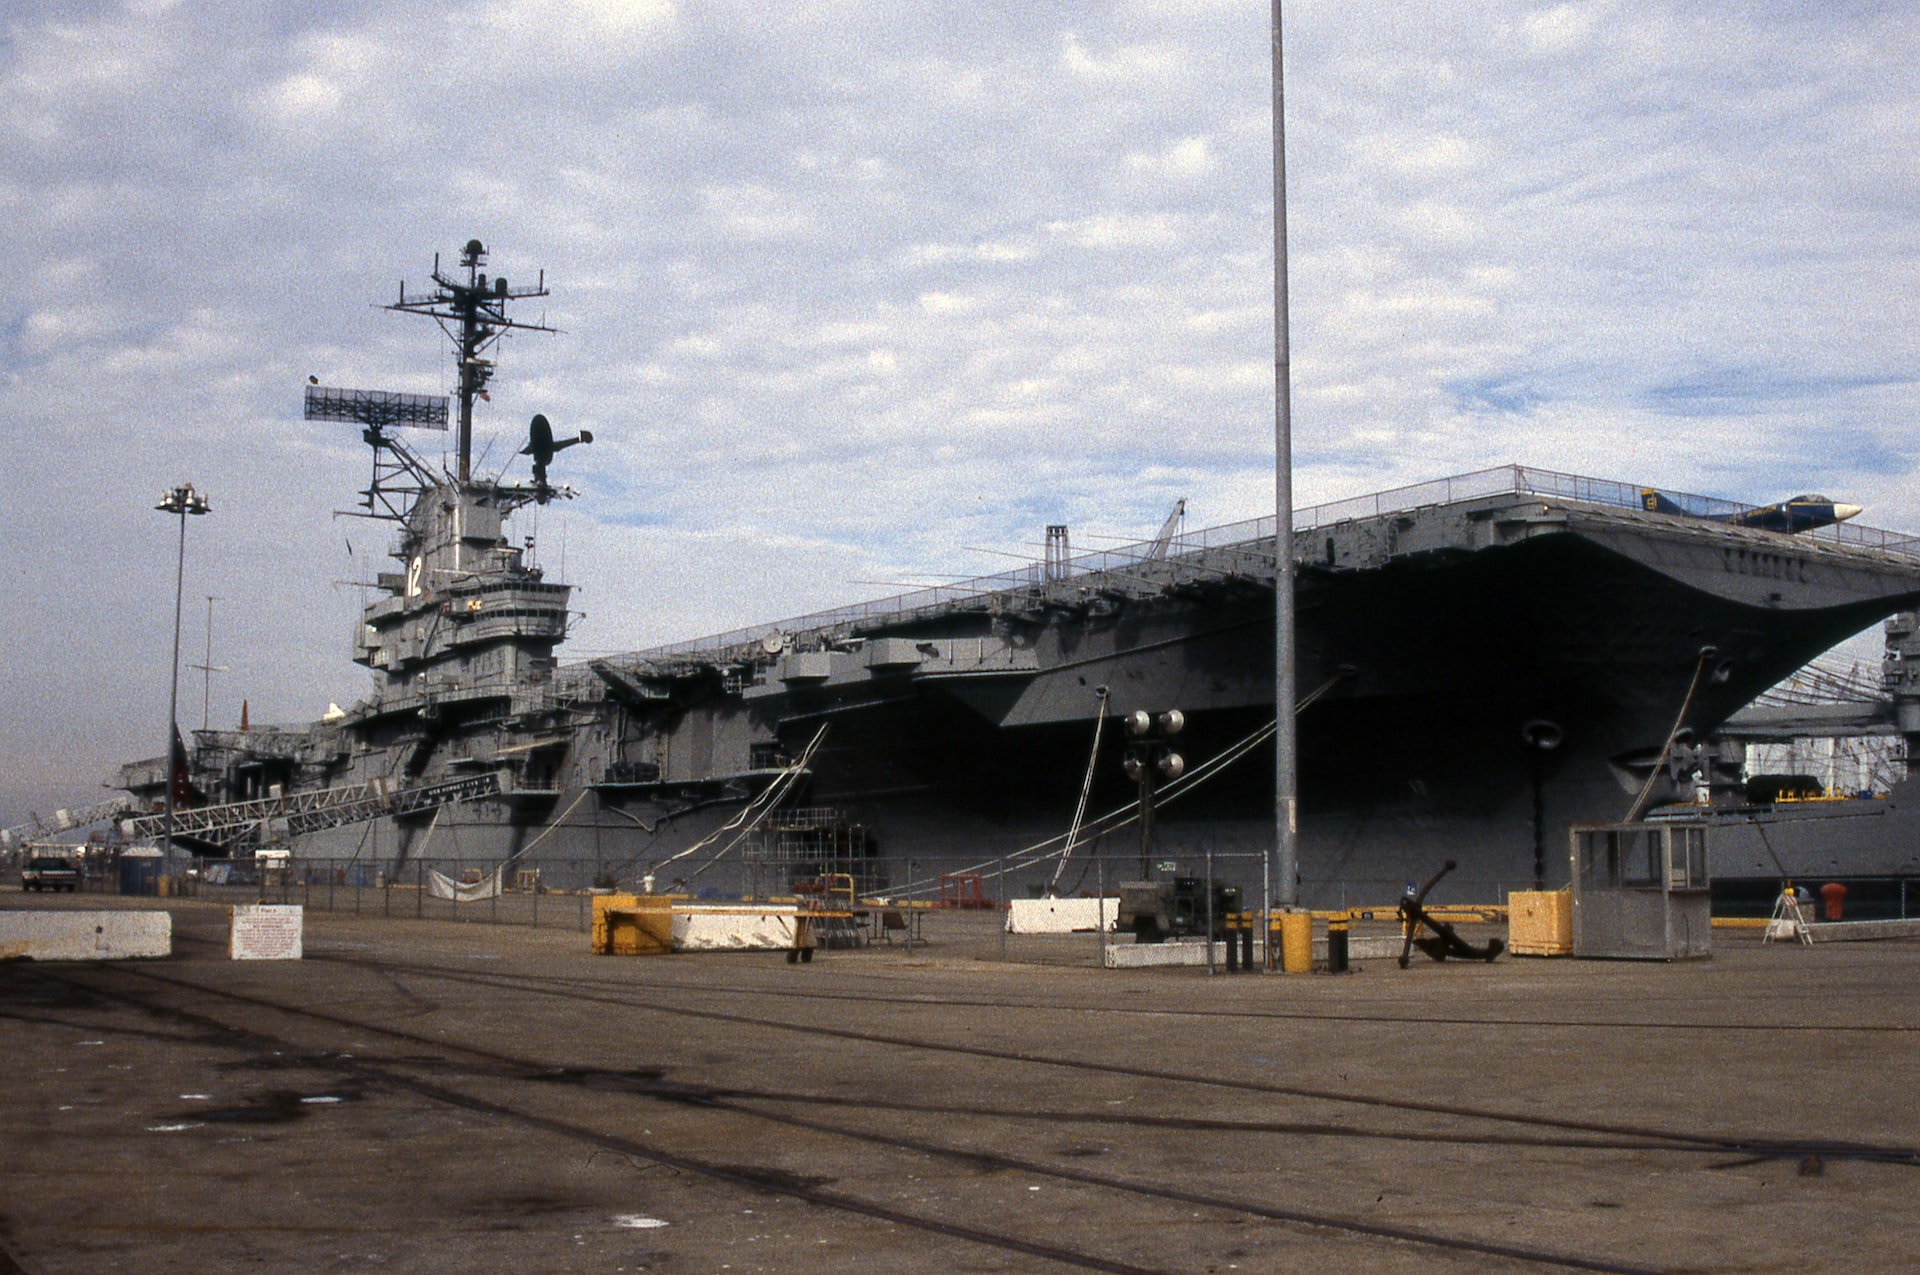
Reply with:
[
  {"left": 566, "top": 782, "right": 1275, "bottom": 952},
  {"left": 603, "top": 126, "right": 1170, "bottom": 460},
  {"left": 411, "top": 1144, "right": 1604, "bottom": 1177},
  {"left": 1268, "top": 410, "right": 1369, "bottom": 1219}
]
[{"left": 2, "top": 895, "right": 1915, "bottom": 1274}]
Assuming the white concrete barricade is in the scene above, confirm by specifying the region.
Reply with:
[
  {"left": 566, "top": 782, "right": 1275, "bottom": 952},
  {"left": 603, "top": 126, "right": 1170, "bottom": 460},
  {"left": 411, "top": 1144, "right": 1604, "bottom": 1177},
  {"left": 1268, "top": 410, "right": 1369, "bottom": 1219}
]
[
  {"left": 1007, "top": 897, "right": 1117, "bottom": 934},
  {"left": 229, "top": 904, "right": 304, "bottom": 960},
  {"left": 1101, "top": 932, "right": 1403, "bottom": 969},
  {"left": 1104, "top": 938, "right": 1220, "bottom": 968},
  {"left": 1808, "top": 918, "right": 1920, "bottom": 943},
  {"left": 0, "top": 911, "right": 172, "bottom": 961}
]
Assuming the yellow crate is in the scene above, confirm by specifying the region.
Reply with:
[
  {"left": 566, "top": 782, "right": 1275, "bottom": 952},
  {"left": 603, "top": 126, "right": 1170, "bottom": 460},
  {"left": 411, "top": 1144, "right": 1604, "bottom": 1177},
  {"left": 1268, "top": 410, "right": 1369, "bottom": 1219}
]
[{"left": 1507, "top": 889, "right": 1572, "bottom": 956}]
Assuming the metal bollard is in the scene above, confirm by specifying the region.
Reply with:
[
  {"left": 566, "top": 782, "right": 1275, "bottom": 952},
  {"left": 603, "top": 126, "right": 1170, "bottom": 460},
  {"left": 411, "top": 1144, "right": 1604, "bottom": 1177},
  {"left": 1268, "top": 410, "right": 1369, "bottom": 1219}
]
[
  {"left": 1225, "top": 915, "right": 1240, "bottom": 973},
  {"left": 1240, "top": 917, "right": 1254, "bottom": 972},
  {"left": 1327, "top": 917, "right": 1350, "bottom": 974},
  {"left": 1278, "top": 911, "right": 1312, "bottom": 974}
]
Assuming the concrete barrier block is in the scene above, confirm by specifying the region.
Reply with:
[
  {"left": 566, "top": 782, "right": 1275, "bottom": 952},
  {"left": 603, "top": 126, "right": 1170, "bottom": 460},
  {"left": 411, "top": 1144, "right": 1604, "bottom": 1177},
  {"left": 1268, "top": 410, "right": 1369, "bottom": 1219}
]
[
  {"left": 1008, "top": 897, "right": 1116, "bottom": 934},
  {"left": 0, "top": 911, "right": 171, "bottom": 961},
  {"left": 1809, "top": 918, "right": 1920, "bottom": 943},
  {"left": 1313, "top": 934, "right": 1406, "bottom": 962},
  {"left": 1104, "top": 939, "right": 1226, "bottom": 968},
  {"left": 1102, "top": 933, "right": 1407, "bottom": 969}
]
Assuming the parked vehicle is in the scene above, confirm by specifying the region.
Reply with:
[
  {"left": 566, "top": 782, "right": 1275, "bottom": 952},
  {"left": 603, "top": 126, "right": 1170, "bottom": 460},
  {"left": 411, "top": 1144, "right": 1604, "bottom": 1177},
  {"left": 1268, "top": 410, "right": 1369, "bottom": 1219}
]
[{"left": 22, "top": 856, "right": 80, "bottom": 893}]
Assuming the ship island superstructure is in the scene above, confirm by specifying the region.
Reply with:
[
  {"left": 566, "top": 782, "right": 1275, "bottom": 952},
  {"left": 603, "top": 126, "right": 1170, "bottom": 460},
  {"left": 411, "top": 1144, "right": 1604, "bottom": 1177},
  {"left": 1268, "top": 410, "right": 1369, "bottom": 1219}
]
[{"left": 117, "top": 247, "right": 1920, "bottom": 906}]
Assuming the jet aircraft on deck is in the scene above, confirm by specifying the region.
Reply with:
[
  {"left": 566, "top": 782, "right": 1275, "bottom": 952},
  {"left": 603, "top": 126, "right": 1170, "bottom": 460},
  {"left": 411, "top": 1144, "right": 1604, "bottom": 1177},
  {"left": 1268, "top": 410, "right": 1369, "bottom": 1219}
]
[{"left": 1639, "top": 489, "right": 1863, "bottom": 534}]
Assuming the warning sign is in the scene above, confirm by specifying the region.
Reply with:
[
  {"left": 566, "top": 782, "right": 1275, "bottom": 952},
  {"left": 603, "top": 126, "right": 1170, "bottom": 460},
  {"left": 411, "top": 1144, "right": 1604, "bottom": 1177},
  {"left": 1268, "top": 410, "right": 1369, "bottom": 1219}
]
[{"left": 229, "top": 904, "right": 304, "bottom": 960}]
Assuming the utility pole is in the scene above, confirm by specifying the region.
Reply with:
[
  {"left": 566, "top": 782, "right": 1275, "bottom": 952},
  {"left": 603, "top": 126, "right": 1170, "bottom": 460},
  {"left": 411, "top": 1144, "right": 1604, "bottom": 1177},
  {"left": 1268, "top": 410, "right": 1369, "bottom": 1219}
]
[{"left": 1272, "top": 0, "right": 1299, "bottom": 914}]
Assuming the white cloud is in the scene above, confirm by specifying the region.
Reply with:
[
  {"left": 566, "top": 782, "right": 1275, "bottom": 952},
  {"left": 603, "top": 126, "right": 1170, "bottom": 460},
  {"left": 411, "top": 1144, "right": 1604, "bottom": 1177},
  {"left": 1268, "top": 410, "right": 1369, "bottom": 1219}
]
[
  {"left": 1044, "top": 213, "right": 1182, "bottom": 249},
  {"left": 918, "top": 291, "right": 983, "bottom": 315},
  {"left": 265, "top": 72, "right": 343, "bottom": 119},
  {"left": 478, "top": 0, "right": 677, "bottom": 44},
  {"left": 1517, "top": 2, "right": 1603, "bottom": 56},
  {"left": 1128, "top": 134, "right": 1214, "bottom": 178},
  {"left": 1059, "top": 32, "right": 1183, "bottom": 84},
  {"left": 701, "top": 182, "right": 817, "bottom": 240}
]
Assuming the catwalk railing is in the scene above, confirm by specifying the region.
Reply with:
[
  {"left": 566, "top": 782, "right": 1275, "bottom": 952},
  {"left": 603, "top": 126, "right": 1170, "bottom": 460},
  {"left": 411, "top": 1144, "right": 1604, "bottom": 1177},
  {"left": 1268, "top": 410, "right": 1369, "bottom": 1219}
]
[{"left": 591, "top": 464, "right": 1920, "bottom": 670}]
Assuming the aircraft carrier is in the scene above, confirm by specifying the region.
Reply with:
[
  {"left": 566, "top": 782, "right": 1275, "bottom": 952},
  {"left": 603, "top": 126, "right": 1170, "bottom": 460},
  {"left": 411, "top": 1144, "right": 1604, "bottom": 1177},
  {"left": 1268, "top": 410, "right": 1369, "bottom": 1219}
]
[{"left": 115, "top": 244, "right": 1920, "bottom": 906}]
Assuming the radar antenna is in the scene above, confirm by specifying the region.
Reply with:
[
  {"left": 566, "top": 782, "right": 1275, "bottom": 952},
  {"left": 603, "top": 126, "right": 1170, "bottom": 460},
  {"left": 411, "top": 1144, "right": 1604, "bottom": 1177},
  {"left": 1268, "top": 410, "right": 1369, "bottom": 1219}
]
[
  {"left": 303, "top": 385, "right": 449, "bottom": 521},
  {"left": 382, "top": 239, "right": 554, "bottom": 482}
]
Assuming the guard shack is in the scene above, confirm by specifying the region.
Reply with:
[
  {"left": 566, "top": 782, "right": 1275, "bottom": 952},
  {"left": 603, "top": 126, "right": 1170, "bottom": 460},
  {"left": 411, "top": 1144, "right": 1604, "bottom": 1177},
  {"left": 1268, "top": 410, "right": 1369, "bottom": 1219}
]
[{"left": 1569, "top": 821, "right": 1711, "bottom": 960}]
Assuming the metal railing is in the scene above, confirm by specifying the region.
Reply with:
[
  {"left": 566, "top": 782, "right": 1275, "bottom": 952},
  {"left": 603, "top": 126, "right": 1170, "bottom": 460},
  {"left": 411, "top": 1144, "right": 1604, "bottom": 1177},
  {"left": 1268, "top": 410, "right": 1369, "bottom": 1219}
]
[
  {"left": 587, "top": 465, "right": 1920, "bottom": 670},
  {"left": 121, "top": 774, "right": 502, "bottom": 847}
]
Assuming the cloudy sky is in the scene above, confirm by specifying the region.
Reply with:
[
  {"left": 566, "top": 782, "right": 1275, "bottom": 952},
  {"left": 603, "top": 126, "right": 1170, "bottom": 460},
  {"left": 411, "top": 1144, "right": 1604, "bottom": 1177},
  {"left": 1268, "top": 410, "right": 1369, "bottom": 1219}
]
[{"left": 5, "top": 0, "right": 1920, "bottom": 823}]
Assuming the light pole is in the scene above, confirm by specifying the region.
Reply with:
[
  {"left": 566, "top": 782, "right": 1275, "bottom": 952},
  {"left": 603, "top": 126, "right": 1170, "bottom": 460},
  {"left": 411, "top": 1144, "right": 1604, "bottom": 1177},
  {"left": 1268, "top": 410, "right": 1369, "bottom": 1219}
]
[
  {"left": 1122, "top": 709, "right": 1186, "bottom": 881},
  {"left": 156, "top": 483, "right": 211, "bottom": 864},
  {"left": 1272, "top": 0, "right": 1299, "bottom": 919}
]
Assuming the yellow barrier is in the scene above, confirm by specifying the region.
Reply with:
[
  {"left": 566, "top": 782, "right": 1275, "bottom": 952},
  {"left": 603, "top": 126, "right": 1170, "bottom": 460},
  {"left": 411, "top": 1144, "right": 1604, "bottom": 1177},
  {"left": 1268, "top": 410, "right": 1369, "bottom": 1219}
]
[
  {"left": 591, "top": 894, "right": 673, "bottom": 955},
  {"left": 1327, "top": 905, "right": 1507, "bottom": 924},
  {"left": 1275, "top": 911, "right": 1312, "bottom": 974}
]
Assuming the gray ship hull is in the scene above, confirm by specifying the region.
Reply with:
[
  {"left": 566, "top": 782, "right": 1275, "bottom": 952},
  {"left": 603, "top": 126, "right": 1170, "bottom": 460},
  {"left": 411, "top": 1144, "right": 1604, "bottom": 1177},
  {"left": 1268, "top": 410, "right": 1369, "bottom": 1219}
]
[{"left": 130, "top": 468, "right": 1920, "bottom": 909}]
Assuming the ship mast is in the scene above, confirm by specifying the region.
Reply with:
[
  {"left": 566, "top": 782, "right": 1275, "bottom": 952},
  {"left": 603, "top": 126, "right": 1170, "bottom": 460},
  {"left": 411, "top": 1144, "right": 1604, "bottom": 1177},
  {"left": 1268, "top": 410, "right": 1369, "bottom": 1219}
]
[{"left": 384, "top": 239, "right": 554, "bottom": 483}]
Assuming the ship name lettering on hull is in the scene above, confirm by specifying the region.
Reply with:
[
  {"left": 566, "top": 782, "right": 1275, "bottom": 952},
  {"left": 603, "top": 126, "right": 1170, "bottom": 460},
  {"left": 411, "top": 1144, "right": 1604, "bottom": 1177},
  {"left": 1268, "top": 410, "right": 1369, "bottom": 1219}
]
[{"left": 1722, "top": 548, "right": 1807, "bottom": 583}]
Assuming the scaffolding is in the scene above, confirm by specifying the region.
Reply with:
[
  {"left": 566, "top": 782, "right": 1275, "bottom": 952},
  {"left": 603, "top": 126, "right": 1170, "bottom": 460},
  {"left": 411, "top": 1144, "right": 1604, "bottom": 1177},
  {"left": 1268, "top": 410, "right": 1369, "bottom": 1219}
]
[{"left": 744, "top": 807, "right": 885, "bottom": 897}]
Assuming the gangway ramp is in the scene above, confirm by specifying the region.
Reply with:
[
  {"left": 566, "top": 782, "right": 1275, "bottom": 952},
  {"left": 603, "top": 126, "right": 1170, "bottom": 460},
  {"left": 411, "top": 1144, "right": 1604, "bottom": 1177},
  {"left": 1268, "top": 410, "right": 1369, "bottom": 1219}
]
[
  {"left": 1, "top": 798, "right": 134, "bottom": 852},
  {"left": 121, "top": 774, "right": 501, "bottom": 851}
]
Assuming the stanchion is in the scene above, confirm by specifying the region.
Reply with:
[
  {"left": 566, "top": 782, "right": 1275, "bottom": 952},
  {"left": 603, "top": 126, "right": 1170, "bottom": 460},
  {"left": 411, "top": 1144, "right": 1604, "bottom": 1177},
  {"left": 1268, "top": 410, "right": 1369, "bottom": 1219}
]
[
  {"left": 1327, "top": 916, "right": 1350, "bottom": 974},
  {"left": 1278, "top": 911, "right": 1311, "bottom": 974},
  {"left": 999, "top": 858, "right": 1008, "bottom": 962},
  {"left": 1205, "top": 843, "right": 1216, "bottom": 977},
  {"left": 1096, "top": 855, "right": 1106, "bottom": 968}
]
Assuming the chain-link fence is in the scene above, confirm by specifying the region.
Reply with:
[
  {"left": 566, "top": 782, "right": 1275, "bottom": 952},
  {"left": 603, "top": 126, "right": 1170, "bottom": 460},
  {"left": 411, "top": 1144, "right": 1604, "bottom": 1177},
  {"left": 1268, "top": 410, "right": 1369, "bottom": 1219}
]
[
  {"left": 177, "top": 856, "right": 608, "bottom": 932},
  {"left": 157, "top": 848, "right": 1291, "bottom": 967}
]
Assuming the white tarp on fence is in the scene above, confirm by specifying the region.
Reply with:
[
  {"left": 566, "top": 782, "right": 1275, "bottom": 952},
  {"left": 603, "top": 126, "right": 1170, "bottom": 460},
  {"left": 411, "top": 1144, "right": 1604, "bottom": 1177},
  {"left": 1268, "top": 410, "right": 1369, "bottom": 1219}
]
[{"left": 427, "top": 868, "right": 503, "bottom": 902}]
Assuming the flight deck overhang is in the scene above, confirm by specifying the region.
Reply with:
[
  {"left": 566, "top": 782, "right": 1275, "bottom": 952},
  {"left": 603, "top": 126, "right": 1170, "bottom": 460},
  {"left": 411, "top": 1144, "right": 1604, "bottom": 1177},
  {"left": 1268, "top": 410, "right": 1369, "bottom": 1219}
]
[{"left": 582, "top": 465, "right": 1920, "bottom": 697}]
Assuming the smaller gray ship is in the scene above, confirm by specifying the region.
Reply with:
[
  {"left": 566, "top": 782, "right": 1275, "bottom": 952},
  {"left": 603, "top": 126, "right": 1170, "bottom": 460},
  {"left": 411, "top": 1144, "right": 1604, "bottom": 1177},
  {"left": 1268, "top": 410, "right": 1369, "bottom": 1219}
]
[{"left": 117, "top": 243, "right": 1920, "bottom": 907}]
